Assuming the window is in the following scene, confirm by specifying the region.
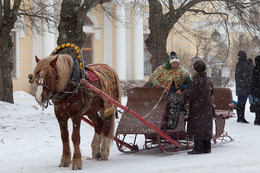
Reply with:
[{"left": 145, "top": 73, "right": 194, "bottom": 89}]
[
  {"left": 144, "top": 34, "right": 152, "bottom": 75},
  {"left": 10, "top": 32, "right": 16, "bottom": 77},
  {"left": 82, "top": 33, "right": 93, "bottom": 65},
  {"left": 84, "top": 16, "right": 94, "bottom": 26}
]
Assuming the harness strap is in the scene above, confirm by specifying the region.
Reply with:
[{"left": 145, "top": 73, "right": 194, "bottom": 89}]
[{"left": 80, "top": 86, "right": 94, "bottom": 114}]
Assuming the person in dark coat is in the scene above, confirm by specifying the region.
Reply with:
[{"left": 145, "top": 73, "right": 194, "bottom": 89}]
[
  {"left": 235, "top": 50, "right": 250, "bottom": 123},
  {"left": 181, "top": 60, "right": 214, "bottom": 154},
  {"left": 247, "top": 58, "right": 254, "bottom": 105},
  {"left": 250, "top": 56, "right": 260, "bottom": 125}
]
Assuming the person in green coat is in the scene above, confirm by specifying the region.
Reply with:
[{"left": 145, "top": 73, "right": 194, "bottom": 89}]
[{"left": 145, "top": 51, "right": 191, "bottom": 129}]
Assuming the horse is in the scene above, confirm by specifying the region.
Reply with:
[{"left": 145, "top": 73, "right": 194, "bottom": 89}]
[{"left": 31, "top": 54, "right": 120, "bottom": 170}]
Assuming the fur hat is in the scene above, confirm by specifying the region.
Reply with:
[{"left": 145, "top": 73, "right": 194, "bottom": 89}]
[
  {"left": 169, "top": 51, "right": 179, "bottom": 63},
  {"left": 193, "top": 60, "right": 206, "bottom": 72}
]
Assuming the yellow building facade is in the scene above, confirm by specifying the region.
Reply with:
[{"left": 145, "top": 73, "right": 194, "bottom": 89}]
[
  {"left": 12, "top": 29, "right": 34, "bottom": 92},
  {"left": 12, "top": 3, "right": 228, "bottom": 92}
]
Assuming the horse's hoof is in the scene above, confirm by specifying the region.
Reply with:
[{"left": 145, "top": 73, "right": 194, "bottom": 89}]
[
  {"left": 93, "top": 153, "right": 101, "bottom": 160},
  {"left": 59, "top": 161, "right": 70, "bottom": 167},
  {"left": 72, "top": 159, "right": 82, "bottom": 170},
  {"left": 100, "top": 155, "right": 108, "bottom": 160},
  {"left": 72, "top": 164, "right": 82, "bottom": 170},
  {"left": 59, "top": 156, "right": 71, "bottom": 167}
]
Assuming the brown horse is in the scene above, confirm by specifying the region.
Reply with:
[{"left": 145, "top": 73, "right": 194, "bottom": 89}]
[{"left": 31, "top": 54, "right": 120, "bottom": 170}]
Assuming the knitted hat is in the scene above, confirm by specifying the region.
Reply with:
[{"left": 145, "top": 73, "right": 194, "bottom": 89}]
[
  {"left": 193, "top": 60, "right": 206, "bottom": 72},
  {"left": 169, "top": 51, "right": 179, "bottom": 63}
]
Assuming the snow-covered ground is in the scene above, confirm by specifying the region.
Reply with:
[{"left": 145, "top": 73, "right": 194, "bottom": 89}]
[{"left": 0, "top": 89, "right": 260, "bottom": 173}]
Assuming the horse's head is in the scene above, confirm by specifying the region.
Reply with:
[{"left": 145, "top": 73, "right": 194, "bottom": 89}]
[{"left": 33, "top": 55, "right": 59, "bottom": 107}]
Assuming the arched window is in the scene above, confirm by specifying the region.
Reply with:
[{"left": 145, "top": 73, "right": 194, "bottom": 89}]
[
  {"left": 144, "top": 34, "right": 152, "bottom": 75},
  {"left": 82, "top": 33, "right": 93, "bottom": 65}
]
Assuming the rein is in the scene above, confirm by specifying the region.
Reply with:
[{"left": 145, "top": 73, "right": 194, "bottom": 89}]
[
  {"left": 36, "top": 67, "right": 97, "bottom": 112},
  {"left": 118, "top": 88, "right": 168, "bottom": 120},
  {"left": 50, "top": 81, "right": 98, "bottom": 114},
  {"left": 142, "top": 89, "right": 167, "bottom": 119},
  {"left": 80, "top": 86, "right": 95, "bottom": 114}
]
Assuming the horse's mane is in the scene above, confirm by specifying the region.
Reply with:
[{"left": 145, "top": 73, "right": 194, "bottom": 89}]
[{"left": 33, "top": 54, "right": 73, "bottom": 92}]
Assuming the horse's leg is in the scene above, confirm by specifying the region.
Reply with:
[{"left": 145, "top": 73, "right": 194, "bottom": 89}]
[
  {"left": 88, "top": 113, "right": 103, "bottom": 159},
  {"left": 100, "top": 112, "right": 115, "bottom": 160},
  {"left": 100, "top": 132, "right": 109, "bottom": 160},
  {"left": 71, "top": 115, "right": 82, "bottom": 170},
  {"left": 56, "top": 114, "right": 71, "bottom": 167},
  {"left": 91, "top": 132, "right": 101, "bottom": 159}
]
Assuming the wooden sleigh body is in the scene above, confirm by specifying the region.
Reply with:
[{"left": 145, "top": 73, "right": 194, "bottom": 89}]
[{"left": 115, "top": 87, "right": 234, "bottom": 154}]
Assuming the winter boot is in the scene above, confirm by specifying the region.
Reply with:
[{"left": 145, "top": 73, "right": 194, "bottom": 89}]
[
  {"left": 203, "top": 139, "right": 211, "bottom": 153},
  {"left": 240, "top": 103, "right": 249, "bottom": 123},
  {"left": 188, "top": 140, "right": 203, "bottom": 154},
  {"left": 237, "top": 103, "right": 249, "bottom": 123},
  {"left": 254, "top": 111, "right": 260, "bottom": 125},
  {"left": 236, "top": 103, "right": 242, "bottom": 122}
]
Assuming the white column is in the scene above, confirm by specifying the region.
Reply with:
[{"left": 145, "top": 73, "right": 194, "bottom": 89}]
[
  {"left": 116, "top": 4, "right": 127, "bottom": 80},
  {"left": 104, "top": 8, "right": 113, "bottom": 67},
  {"left": 133, "top": 6, "right": 144, "bottom": 80},
  {"left": 43, "top": 0, "right": 56, "bottom": 57},
  {"left": 33, "top": 31, "right": 42, "bottom": 68},
  {"left": 125, "top": 4, "right": 131, "bottom": 80},
  {"left": 43, "top": 32, "right": 55, "bottom": 57}
]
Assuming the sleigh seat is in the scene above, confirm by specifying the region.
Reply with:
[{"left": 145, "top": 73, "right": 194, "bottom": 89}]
[{"left": 212, "top": 87, "right": 234, "bottom": 143}]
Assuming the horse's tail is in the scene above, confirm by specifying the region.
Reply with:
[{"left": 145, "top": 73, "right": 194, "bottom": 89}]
[
  {"left": 108, "top": 111, "right": 115, "bottom": 146},
  {"left": 115, "top": 68, "right": 121, "bottom": 104},
  {"left": 99, "top": 108, "right": 115, "bottom": 147}
]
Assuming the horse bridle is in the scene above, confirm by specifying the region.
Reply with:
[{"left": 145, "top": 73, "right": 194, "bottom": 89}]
[
  {"left": 36, "top": 67, "right": 57, "bottom": 108},
  {"left": 36, "top": 67, "right": 95, "bottom": 112}
]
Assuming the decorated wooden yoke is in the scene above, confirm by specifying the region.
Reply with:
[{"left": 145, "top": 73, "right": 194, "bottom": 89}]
[{"left": 50, "top": 43, "right": 85, "bottom": 83}]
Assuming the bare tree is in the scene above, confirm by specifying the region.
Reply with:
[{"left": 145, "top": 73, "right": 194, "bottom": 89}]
[
  {"left": 0, "top": 0, "right": 59, "bottom": 103},
  {"left": 0, "top": 0, "right": 119, "bottom": 103},
  {"left": 189, "top": 29, "right": 260, "bottom": 87},
  {"left": 145, "top": 0, "right": 260, "bottom": 71},
  {"left": 0, "top": 0, "right": 21, "bottom": 103},
  {"left": 174, "top": 47, "right": 192, "bottom": 73},
  {"left": 57, "top": 0, "right": 111, "bottom": 46}
]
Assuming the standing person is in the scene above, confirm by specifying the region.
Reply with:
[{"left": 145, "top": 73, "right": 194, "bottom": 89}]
[
  {"left": 250, "top": 56, "right": 260, "bottom": 125},
  {"left": 181, "top": 60, "right": 214, "bottom": 154},
  {"left": 145, "top": 51, "right": 191, "bottom": 129},
  {"left": 247, "top": 58, "right": 254, "bottom": 105},
  {"left": 235, "top": 50, "right": 249, "bottom": 123}
]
